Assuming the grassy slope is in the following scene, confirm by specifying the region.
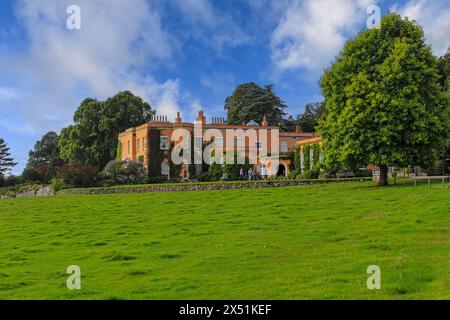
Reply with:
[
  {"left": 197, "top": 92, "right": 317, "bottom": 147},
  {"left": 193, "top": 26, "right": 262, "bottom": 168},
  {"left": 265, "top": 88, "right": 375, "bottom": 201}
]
[{"left": 0, "top": 182, "right": 448, "bottom": 300}]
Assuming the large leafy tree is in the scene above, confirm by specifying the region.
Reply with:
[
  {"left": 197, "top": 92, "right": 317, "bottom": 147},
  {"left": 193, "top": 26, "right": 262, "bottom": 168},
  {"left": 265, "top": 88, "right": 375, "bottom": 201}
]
[
  {"left": 22, "top": 131, "right": 64, "bottom": 183},
  {"left": 59, "top": 91, "right": 154, "bottom": 169},
  {"left": 319, "top": 13, "right": 449, "bottom": 186},
  {"left": 438, "top": 47, "right": 450, "bottom": 171},
  {"left": 0, "top": 138, "right": 17, "bottom": 175},
  {"left": 225, "top": 83, "right": 287, "bottom": 126}
]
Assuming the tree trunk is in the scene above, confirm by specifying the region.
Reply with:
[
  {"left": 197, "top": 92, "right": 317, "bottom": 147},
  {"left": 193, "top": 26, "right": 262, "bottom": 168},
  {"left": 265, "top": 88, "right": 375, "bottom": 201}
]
[{"left": 378, "top": 165, "right": 388, "bottom": 186}]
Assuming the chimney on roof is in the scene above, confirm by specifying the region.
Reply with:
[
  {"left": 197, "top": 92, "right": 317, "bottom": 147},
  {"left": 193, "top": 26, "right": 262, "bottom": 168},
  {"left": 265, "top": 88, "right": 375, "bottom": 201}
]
[
  {"left": 295, "top": 125, "right": 302, "bottom": 133},
  {"left": 176, "top": 112, "right": 182, "bottom": 124},
  {"left": 196, "top": 110, "right": 206, "bottom": 124},
  {"left": 261, "top": 116, "right": 268, "bottom": 126},
  {"left": 212, "top": 117, "right": 225, "bottom": 124}
]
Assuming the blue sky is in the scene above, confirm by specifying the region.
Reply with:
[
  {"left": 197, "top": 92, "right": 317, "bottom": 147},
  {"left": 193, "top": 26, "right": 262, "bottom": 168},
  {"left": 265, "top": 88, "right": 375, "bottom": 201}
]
[{"left": 0, "top": 0, "right": 449, "bottom": 174}]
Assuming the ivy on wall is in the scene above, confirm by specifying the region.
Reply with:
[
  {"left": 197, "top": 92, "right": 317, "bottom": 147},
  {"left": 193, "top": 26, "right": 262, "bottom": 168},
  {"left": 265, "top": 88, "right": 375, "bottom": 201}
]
[
  {"left": 312, "top": 143, "right": 321, "bottom": 167},
  {"left": 116, "top": 141, "right": 121, "bottom": 161},
  {"left": 148, "top": 129, "right": 162, "bottom": 179},
  {"left": 303, "top": 144, "right": 311, "bottom": 170},
  {"left": 169, "top": 141, "right": 182, "bottom": 179},
  {"left": 294, "top": 145, "right": 301, "bottom": 174}
]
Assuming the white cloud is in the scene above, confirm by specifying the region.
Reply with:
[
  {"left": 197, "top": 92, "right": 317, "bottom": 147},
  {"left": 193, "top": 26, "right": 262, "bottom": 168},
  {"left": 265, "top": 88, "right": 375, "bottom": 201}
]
[
  {"left": 1, "top": 0, "right": 183, "bottom": 133},
  {"left": 0, "top": 86, "right": 19, "bottom": 101},
  {"left": 172, "top": 0, "right": 250, "bottom": 50},
  {"left": 392, "top": 0, "right": 450, "bottom": 56},
  {"left": 200, "top": 71, "right": 235, "bottom": 96},
  {"left": 270, "top": 0, "right": 377, "bottom": 72}
]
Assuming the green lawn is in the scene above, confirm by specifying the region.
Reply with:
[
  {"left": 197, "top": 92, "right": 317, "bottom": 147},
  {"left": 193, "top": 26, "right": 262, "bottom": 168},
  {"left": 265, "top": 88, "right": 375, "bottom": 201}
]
[{"left": 0, "top": 182, "right": 448, "bottom": 299}]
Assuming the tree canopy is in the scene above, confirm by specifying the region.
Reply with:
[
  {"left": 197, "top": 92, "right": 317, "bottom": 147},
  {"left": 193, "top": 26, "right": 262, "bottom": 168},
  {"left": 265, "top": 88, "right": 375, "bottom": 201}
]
[
  {"left": 59, "top": 91, "right": 154, "bottom": 169},
  {"left": 22, "top": 131, "right": 64, "bottom": 183},
  {"left": 0, "top": 138, "right": 17, "bottom": 175},
  {"left": 438, "top": 47, "right": 450, "bottom": 91},
  {"left": 319, "top": 13, "right": 450, "bottom": 185},
  {"left": 225, "top": 83, "right": 287, "bottom": 126},
  {"left": 298, "top": 102, "right": 326, "bottom": 133}
]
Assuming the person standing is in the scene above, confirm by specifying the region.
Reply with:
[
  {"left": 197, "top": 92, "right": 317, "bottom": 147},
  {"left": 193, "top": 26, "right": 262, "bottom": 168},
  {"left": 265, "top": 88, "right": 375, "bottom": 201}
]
[{"left": 262, "top": 165, "right": 267, "bottom": 180}]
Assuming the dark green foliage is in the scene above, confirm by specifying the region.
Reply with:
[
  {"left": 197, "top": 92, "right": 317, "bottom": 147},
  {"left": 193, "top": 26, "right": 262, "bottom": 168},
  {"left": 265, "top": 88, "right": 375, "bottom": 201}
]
[
  {"left": 57, "top": 162, "right": 98, "bottom": 188},
  {"left": 0, "top": 174, "right": 22, "bottom": 187},
  {"left": 300, "top": 144, "right": 321, "bottom": 179},
  {"left": 294, "top": 145, "right": 301, "bottom": 174},
  {"left": 0, "top": 138, "right": 17, "bottom": 175},
  {"left": 319, "top": 13, "right": 449, "bottom": 185},
  {"left": 22, "top": 132, "right": 64, "bottom": 183},
  {"left": 116, "top": 142, "right": 122, "bottom": 161},
  {"left": 438, "top": 47, "right": 450, "bottom": 90},
  {"left": 101, "top": 160, "right": 147, "bottom": 185},
  {"left": 59, "top": 91, "right": 154, "bottom": 169},
  {"left": 312, "top": 143, "right": 321, "bottom": 167},
  {"left": 299, "top": 167, "right": 321, "bottom": 180},
  {"left": 225, "top": 83, "right": 287, "bottom": 126},
  {"left": 223, "top": 153, "right": 250, "bottom": 181},
  {"left": 302, "top": 145, "right": 311, "bottom": 171},
  {"left": 208, "top": 163, "right": 223, "bottom": 181},
  {"left": 279, "top": 115, "right": 299, "bottom": 132},
  {"left": 148, "top": 129, "right": 162, "bottom": 180},
  {"left": 298, "top": 102, "right": 326, "bottom": 132},
  {"left": 169, "top": 142, "right": 182, "bottom": 181}
]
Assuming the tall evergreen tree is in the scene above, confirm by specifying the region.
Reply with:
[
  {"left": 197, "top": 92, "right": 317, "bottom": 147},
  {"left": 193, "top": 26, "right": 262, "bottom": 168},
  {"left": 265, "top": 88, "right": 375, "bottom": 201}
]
[
  {"left": 0, "top": 138, "right": 17, "bottom": 174},
  {"left": 225, "top": 83, "right": 287, "bottom": 126}
]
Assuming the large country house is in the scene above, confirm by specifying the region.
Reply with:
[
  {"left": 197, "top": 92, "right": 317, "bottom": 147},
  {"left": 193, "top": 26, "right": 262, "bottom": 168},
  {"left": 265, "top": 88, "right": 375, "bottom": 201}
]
[{"left": 118, "top": 111, "right": 319, "bottom": 179}]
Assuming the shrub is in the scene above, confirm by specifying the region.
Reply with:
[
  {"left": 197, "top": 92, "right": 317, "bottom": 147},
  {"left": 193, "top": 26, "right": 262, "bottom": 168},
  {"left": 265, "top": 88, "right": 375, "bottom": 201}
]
[
  {"left": 299, "top": 165, "right": 321, "bottom": 180},
  {"left": 50, "top": 178, "right": 67, "bottom": 192},
  {"left": 208, "top": 163, "right": 223, "bottom": 181},
  {"left": 4, "top": 175, "right": 22, "bottom": 186},
  {"left": 102, "top": 160, "right": 147, "bottom": 185},
  {"left": 148, "top": 175, "right": 168, "bottom": 184},
  {"left": 57, "top": 162, "right": 98, "bottom": 188},
  {"left": 288, "top": 170, "right": 298, "bottom": 179}
]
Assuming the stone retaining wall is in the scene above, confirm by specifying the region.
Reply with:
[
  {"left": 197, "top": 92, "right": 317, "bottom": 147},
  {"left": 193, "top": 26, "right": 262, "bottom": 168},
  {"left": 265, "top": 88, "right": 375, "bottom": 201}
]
[
  {"left": 60, "top": 178, "right": 371, "bottom": 196},
  {"left": 15, "top": 186, "right": 54, "bottom": 198}
]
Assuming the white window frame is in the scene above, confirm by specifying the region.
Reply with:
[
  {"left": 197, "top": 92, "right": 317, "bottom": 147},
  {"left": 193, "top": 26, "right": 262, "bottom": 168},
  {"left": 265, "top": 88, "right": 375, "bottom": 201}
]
[
  {"left": 215, "top": 137, "right": 224, "bottom": 148},
  {"left": 236, "top": 138, "right": 244, "bottom": 147},
  {"left": 160, "top": 136, "right": 169, "bottom": 150},
  {"left": 281, "top": 141, "right": 288, "bottom": 153},
  {"left": 195, "top": 136, "right": 203, "bottom": 150}
]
